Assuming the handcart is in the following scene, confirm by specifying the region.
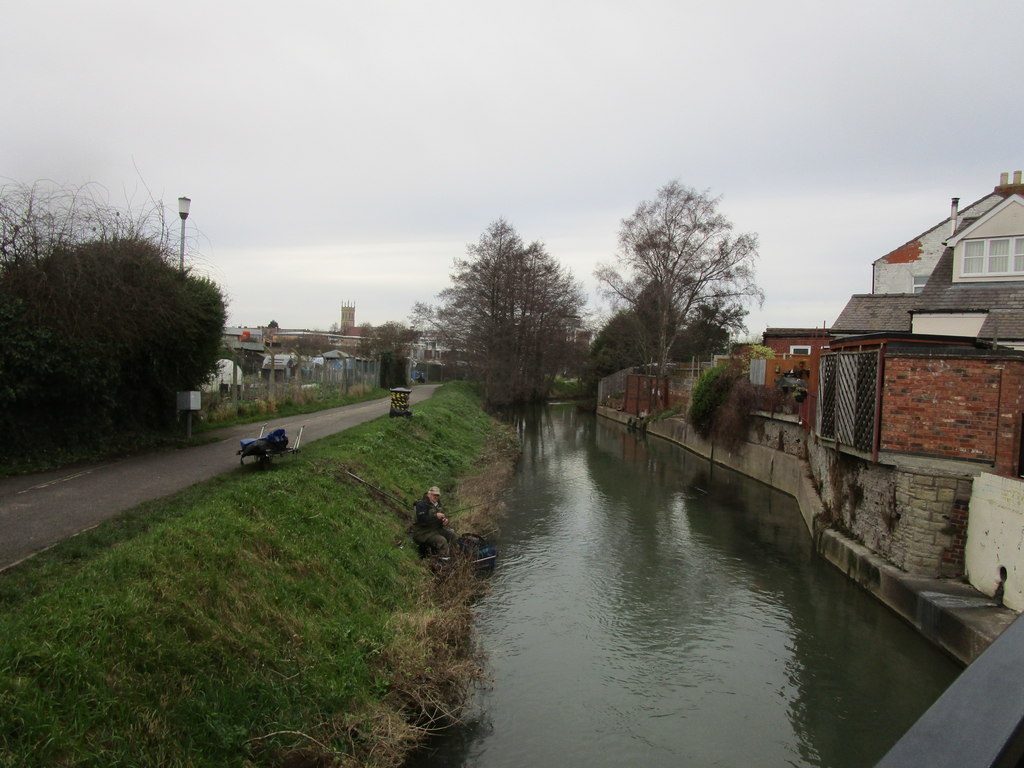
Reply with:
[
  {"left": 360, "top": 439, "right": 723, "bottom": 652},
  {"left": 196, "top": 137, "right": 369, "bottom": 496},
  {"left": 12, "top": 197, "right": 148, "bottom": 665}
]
[{"left": 237, "top": 424, "right": 304, "bottom": 468}]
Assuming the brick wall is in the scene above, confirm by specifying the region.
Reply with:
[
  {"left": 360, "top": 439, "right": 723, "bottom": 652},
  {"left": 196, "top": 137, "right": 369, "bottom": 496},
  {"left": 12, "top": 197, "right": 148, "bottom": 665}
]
[
  {"left": 624, "top": 374, "right": 657, "bottom": 416},
  {"left": 882, "top": 357, "right": 1002, "bottom": 463},
  {"left": 880, "top": 355, "right": 1024, "bottom": 475},
  {"left": 994, "top": 362, "right": 1024, "bottom": 477},
  {"left": 615, "top": 373, "right": 695, "bottom": 415}
]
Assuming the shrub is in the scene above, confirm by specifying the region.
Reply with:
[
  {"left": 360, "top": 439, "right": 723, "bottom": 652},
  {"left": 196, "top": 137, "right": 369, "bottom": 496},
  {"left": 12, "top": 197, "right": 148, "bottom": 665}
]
[
  {"left": 688, "top": 360, "right": 757, "bottom": 449},
  {"left": 688, "top": 363, "right": 730, "bottom": 437}
]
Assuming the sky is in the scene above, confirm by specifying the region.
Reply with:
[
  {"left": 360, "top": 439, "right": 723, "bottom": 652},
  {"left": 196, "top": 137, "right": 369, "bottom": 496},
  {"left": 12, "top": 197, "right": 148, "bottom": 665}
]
[{"left": 4, "top": 0, "right": 1023, "bottom": 338}]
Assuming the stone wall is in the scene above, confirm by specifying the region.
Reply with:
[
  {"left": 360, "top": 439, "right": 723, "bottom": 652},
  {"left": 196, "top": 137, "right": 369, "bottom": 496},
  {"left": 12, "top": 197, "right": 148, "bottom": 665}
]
[
  {"left": 642, "top": 405, "right": 976, "bottom": 579},
  {"left": 804, "top": 434, "right": 973, "bottom": 578},
  {"left": 597, "top": 405, "right": 1017, "bottom": 663}
]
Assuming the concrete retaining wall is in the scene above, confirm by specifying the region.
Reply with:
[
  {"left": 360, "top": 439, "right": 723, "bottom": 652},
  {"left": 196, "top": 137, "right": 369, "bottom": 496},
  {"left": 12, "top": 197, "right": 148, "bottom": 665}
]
[
  {"left": 604, "top": 408, "right": 822, "bottom": 534},
  {"left": 966, "top": 473, "right": 1024, "bottom": 612},
  {"left": 597, "top": 406, "right": 1017, "bottom": 665}
]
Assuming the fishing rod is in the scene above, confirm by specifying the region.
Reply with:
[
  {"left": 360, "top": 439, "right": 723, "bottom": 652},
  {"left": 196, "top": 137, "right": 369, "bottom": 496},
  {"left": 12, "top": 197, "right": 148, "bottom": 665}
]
[
  {"left": 343, "top": 465, "right": 498, "bottom": 569},
  {"left": 342, "top": 466, "right": 503, "bottom": 516},
  {"left": 443, "top": 498, "right": 503, "bottom": 515},
  {"left": 342, "top": 467, "right": 410, "bottom": 510}
]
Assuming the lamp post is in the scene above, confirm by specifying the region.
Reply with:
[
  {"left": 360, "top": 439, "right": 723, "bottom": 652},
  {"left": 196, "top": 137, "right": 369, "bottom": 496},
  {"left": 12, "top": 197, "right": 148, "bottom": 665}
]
[{"left": 177, "top": 196, "right": 191, "bottom": 271}]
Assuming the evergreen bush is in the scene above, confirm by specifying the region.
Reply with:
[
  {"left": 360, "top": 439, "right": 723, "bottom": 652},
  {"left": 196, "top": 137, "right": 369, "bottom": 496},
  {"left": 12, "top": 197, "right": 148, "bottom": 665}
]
[{"left": 688, "top": 363, "right": 729, "bottom": 437}]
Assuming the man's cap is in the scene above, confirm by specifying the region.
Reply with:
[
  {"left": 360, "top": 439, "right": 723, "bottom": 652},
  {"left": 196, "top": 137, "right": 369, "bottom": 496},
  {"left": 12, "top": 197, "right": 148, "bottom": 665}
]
[{"left": 428, "top": 486, "right": 441, "bottom": 495}]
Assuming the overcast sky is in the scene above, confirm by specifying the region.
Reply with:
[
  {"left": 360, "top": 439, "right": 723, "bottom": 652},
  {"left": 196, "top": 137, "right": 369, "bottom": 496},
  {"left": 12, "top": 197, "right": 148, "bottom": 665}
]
[{"left": 5, "top": 0, "right": 1022, "bottom": 337}]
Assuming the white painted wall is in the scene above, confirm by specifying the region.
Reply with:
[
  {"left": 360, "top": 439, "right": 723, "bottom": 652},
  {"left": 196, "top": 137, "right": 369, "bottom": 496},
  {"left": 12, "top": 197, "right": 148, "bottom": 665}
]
[
  {"left": 873, "top": 192, "right": 1005, "bottom": 294},
  {"left": 206, "top": 358, "right": 243, "bottom": 389},
  {"left": 966, "top": 472, "right": 1024, "bottom": 612},
  {"left": 872, "top": 221, "right": 950, "bottom": 294},
  {"left": 911, "top": 313, "right": 986, "bottom": 337},
  {"left": 965, "top": 198, "right": 1024, "bottom": 239}
]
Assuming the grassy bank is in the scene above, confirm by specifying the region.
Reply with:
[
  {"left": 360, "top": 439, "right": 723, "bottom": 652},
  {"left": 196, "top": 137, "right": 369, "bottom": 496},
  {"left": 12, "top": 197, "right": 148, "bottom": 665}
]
[{"left": 0, "top": 382, "right": 516, "bottom": 767}]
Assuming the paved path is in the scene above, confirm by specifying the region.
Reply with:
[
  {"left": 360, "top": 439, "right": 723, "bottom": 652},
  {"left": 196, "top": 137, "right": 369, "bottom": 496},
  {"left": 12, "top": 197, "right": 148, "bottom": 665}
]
[{"left": 0, "top": 385, "right": 440, "bottom": 571}]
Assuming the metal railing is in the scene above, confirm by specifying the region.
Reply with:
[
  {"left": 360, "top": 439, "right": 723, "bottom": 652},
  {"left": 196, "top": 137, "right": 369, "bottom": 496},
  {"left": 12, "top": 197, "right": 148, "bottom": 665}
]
[{"left": 875, "top": 612, "right": 1024, "bottom": 767}]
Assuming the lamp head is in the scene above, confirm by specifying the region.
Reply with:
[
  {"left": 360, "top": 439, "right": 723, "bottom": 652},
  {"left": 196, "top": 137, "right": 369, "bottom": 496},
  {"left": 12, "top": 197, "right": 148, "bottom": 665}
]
[{"left": 178, "top": 196, "right": 191, "bottom": 220}]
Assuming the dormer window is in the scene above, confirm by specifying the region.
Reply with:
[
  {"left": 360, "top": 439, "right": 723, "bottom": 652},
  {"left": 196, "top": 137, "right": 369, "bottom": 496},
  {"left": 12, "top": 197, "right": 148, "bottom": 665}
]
[{"left": 961, "top": 237, "right": 1024, "bottom": 276}]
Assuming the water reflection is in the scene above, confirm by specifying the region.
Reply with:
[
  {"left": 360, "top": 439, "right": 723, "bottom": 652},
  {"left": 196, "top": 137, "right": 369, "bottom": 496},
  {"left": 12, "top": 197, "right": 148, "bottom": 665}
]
[{"left": 408, "top": 406, "right": 959, "bottom": 768}]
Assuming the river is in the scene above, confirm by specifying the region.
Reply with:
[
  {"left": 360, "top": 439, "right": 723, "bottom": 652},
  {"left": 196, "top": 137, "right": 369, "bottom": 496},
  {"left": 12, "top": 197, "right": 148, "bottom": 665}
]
[{"left": 408, "top": 405, "right": 960, "bottom": 768}]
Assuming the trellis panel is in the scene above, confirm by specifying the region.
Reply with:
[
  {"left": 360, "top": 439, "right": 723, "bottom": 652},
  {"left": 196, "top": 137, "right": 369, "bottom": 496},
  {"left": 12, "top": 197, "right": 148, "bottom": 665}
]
[
  {"left": 818, "top": 354, "right": 836, "bottom": 439},
  {"left": 818, "top": 350, "right": 878, "bottom": 453}
]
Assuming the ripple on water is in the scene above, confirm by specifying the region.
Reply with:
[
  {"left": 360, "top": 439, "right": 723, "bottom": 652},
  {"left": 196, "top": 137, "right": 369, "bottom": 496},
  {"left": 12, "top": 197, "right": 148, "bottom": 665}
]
[{"left": 417, "top": 410, "right": 961, "bottom": 768}]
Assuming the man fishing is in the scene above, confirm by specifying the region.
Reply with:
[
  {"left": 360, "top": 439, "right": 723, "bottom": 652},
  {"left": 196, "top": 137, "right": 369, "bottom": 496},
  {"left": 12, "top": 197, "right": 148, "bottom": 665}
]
[{"left": 412, "top": 485, "right": 456, "bottom": 557}]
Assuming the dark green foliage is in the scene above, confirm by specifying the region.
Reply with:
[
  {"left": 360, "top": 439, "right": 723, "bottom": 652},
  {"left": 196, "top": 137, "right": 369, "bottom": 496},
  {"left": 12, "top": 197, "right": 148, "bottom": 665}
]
[
  {"left": 588, "top": 311, "right": 648, "bottom": 375},
  {"left": 585, "top": 302, "right": 737, "bottom": 396},
  {"left": 0, "top": 236, "right": 226, "bottom": 461},
  {"left": 687, "top": 360, "right": 758, "bottom": 449},
  {"left": 672, "top": 300, "right": 741, "bottom": 360},
  {"left": 595, "top": 181, "right": 762, "bottom": 380},
  {"left": 378, "top": 350, "right": 408, "bottom": 389},
  {"left": 688, "top": 363, "right": 731, "bottom": 437}
]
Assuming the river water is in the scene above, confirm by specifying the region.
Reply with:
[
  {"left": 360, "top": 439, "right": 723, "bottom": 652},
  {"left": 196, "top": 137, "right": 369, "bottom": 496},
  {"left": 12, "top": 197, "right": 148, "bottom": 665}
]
[{"left": 409, "top": 405, "right": 960, "bottom": 768}]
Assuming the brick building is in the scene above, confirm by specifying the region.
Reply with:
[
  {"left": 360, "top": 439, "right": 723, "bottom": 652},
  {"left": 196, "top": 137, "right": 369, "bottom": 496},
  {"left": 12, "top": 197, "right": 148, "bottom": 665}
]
[
  {"left": 816, "top": 172, "right": 1024, "bottom": 587},
  {"left": 761, "top": 327, "right": 831, "bottom": 356},
  {"left": 819, "top": 333, "right": 1024, "bottom": 478}
]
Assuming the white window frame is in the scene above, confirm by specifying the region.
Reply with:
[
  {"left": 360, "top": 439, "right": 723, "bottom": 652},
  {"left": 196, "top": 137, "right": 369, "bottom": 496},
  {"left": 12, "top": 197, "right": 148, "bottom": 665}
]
[
  {"left": 789, "top": 345, "right": 812, "bottom": 355},
  {"left": 961, "top": 237, "right": 1024, "bottom": 277},
  {"left": 912, "top": 275, "right": 928, "bottom": 293}
]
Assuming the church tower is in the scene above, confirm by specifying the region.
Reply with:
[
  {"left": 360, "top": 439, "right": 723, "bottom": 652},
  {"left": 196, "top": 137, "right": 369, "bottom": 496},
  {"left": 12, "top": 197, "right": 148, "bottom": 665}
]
[{"left": 340, "top": 302, "right": 356, "bottom": 333}]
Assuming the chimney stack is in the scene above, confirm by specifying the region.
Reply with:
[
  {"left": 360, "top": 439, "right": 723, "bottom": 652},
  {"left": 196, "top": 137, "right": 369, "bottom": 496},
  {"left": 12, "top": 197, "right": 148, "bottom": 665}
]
[
  {"left": 950, "top": 197, "right": 959, "bottom": 236},
  {"left": 995, "top": 170, "right": 1024, "bottom": 197}
]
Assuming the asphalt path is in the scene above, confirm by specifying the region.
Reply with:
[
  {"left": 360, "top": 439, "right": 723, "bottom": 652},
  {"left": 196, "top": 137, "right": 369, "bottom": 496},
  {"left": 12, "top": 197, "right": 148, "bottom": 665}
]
[{"left": 0, "top": 385, "right": 440, "bottom": 571}]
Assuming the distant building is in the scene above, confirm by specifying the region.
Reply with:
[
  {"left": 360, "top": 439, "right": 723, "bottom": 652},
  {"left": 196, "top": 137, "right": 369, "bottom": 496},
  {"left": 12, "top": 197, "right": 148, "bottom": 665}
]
[{"left": 340, "top": 302, "right": 356, "bottom": 334}]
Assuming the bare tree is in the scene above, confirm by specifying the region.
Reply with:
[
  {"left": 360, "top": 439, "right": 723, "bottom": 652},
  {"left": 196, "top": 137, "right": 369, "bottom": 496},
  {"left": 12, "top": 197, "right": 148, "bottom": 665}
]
[
  {"left": 0, "top": 181, "right": 169, "bottom": 269},
  {"left": 357, "top": 321, "right": 417, "bottom": 358},
  {"left": 595, "top": 181, "right": 762, "bottom": 381},
  {"left": 425, "top": 218, "right": 585, "bottom": 405}
]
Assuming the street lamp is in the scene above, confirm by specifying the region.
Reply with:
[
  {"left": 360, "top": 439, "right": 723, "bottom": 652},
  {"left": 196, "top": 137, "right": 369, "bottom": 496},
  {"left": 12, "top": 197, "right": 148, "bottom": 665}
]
[{"left": 177, "top": 196, "right": 191, "bottom": 271}]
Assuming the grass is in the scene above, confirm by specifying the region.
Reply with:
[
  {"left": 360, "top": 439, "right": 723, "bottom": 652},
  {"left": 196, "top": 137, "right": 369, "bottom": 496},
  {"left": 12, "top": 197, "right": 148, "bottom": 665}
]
[
  {"left": 194, "top": 385, "right": 391, "bottom": 433},
  {"left": 0, "top": 382, "right": 517, "bottom": 768},
  {"left": 0, "top": 386, "right": 392, "bottom": 478},
  {"left": 548, "top": 376, "right": 587, "bottom": 400}
]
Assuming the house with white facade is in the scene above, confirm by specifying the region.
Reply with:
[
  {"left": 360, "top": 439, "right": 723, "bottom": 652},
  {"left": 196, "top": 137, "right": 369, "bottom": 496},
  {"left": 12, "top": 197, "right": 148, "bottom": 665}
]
[
  {"left": 834, "top": 171, "right": 1024, "bottom": 347},
  {"left": 911, "top": 191, "right": 1024, "bottom": 347},
  {"left": 827, "top": 170, "right": 1024, "bottom": 611},
  {"left": 872, "top": 171, "right": 1024, "bottom": 295}
]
